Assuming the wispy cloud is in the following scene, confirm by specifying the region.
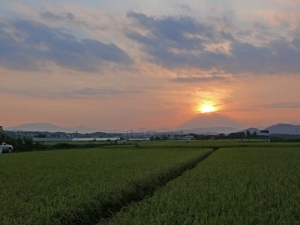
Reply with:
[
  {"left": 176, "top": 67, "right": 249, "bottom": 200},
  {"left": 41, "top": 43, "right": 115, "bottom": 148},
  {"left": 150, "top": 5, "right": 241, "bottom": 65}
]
[
  {"left": 40, "top": 11, "right": 76, "bottom": 23},
  {"left": 72, "top": 88, "right": 142, "bottom": 96},
  {"left": 263, "top": 102, "right": 300, "bottom": 109},
  {"left": 178, "top": 4, "right": 192, "bottom": 12},
  {"left": 0, "top": 87, "right": 142, "bottom": 99},
  {"left": 39, "top": 10, "right": 107, "bottom": 31},
  {"left": 170, "top": 75, "right": 226, "bottom": 83}
]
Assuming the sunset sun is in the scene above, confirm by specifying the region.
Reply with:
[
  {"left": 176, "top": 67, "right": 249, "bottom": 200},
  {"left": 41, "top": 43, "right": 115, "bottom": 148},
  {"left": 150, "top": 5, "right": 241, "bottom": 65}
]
[{"left": 200, "top": 105, "right": 215, "bottom": 113}]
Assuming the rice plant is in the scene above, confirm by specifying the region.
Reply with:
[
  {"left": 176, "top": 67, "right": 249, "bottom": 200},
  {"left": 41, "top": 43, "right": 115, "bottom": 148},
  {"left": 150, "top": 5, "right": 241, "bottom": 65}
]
[
  {"left": 0, "top": 145, "right": 210, "bottom": 224},
  {"left": 106, "top": 147, "right": 300, "bottom": 225}
]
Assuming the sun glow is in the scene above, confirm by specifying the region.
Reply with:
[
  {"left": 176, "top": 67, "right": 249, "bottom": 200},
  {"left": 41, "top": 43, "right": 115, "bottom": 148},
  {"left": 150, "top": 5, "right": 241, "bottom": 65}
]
[{"left": 200, "top": 105, "right": 215, "bottom": 113}]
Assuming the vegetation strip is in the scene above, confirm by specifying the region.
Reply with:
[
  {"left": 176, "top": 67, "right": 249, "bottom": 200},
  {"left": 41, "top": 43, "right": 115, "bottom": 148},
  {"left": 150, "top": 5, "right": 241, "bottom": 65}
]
[{"left": 51, "top": 149, "right": 216, "bottom": 225}]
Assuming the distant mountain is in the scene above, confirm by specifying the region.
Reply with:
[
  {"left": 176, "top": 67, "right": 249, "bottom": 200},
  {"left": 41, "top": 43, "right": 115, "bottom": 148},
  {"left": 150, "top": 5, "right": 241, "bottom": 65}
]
[
  {"left": 70, "top": 125, "right": 98, "bottom": 133},
  {"left": 265, "top": 124, "right": 300, "bottom": 135},
  {"left": 11, "top": 121, "right": 300, "bottom": 135},
  {"left": 177, "top": 112, "right": 243, "bottom": 133},
  {"left": 136, "top": 128, "right": 148, "bottom": 132},
  {"left": 7, "top": 122, "right": 98, "bottom": 133},
  {"left": 158, "top": 128, "right": 172, "bottom": 132},
  {"left": 8, "top": 123, "right": 61, "bottom": 132},
  {"left": 181, "top": 127, "right": 239, "bottom": 134}
]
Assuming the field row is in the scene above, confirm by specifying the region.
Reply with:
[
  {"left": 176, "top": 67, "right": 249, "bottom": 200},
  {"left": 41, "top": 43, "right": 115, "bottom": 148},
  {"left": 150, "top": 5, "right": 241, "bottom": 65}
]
[
  {"left": 0, "top": 145, "right": 211, "bottom": 225},
  {"left": 105, "top": 147, "right": 300, "bottom": 225}
]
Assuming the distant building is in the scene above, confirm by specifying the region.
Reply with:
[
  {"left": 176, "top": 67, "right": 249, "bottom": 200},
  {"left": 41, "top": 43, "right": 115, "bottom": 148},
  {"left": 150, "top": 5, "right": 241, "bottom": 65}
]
[
  {"left": 72, "top": 137, "right": 120, "bottom": 142},
  {"left": 257, "top": 130, "right": 270, "bottom": 137},
  {"left": 128, "top": 138, "right": 150, "bottom": 141},
  {"left": 183, "top": 135, "right": 195, "bottom": 141}
]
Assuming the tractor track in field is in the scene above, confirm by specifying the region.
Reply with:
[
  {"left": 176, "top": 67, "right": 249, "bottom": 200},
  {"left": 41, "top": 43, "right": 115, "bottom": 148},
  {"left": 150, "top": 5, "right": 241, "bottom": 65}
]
[{"left": 51, "top": 147, "right": 219, "bottom": 225}]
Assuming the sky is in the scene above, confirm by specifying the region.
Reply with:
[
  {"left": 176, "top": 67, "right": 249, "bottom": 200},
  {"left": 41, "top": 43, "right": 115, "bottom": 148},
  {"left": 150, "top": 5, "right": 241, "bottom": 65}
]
[{"left": 1, "top": 0, "right": 300, "bottom": 131}]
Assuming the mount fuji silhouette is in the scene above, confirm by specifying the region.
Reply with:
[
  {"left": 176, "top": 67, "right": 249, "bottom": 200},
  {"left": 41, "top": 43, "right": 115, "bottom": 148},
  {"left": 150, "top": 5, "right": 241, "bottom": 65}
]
[{"left": 177, "top": 112, "right": 244, "bottom": 133}]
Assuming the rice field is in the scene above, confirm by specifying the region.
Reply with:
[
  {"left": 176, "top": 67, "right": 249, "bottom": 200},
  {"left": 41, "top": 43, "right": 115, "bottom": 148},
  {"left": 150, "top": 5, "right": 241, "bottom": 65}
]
[
  {"left": 1, "top": 141, "right": 300, "bottom": 224},
  {"left": 105, "top": 146, "right": 300, "bottom": 225},
  {"left": 0, "top": 144, "right": 210, "bottom": 224}
]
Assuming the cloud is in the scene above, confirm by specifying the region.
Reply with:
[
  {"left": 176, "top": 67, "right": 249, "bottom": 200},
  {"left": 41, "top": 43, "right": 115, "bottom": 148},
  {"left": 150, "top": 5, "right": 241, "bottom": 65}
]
[
  {"left": 0, "top": 19, "right": 132, "bottom": 72},
  {"left": 178, "top": 4, "right": 192, "bottom": 11},
  {"left": 72, "top": 88, "right": 142, "bottom": 96},
  {"left": 40, "top": 11, "right": 76, "bottom": 22},
  {"left": 126, "top": 12, "right": 300, "bottom": 75},
  {"left": 0, "top": 86, "right": 142, "bottom": 99},
  {"left": 264, "top": 102, "right": 300, "bottom": 109},
  {"left": 170, "top": 75, "right": 226, "bottom": 83},
  {"left": 39, "top": 10, "right": 107, "bottom": 31}
]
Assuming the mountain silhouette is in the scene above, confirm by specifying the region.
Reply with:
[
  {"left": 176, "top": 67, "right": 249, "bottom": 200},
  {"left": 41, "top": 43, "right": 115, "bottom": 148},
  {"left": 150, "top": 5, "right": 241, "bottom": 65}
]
[
  {"left": 7, "top": 122, "right": 98, "bottom": 133},
  {"left": 178, "top": 112, "right": 243, "bottom": 131},
  {"left": 265, "top": 123, "right": 300, "bottom": 134}
]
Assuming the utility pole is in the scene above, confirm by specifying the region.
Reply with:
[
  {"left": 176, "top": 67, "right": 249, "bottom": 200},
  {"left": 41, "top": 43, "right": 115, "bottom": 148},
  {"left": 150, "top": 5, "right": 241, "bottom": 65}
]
[{"left": 0, "top": 126, "right": 3, "bottom": 140}]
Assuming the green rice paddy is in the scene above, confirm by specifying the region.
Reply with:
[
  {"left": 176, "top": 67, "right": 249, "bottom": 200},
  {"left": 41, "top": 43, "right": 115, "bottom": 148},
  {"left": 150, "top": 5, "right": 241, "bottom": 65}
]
[{"left": 0, "top": 140, "right": 299, "bottom": 224}]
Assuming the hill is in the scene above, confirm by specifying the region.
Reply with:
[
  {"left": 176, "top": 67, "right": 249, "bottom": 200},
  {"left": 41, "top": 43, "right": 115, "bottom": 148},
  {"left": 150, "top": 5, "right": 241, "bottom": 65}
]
[
  {"left": 266, "top": 124, "right": 300, "bottom": 135},
  {"left": 7, "top": 122, "right": 98, "bottom": 133}
]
